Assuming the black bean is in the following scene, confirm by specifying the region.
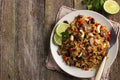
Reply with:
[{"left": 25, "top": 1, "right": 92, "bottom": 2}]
[
  {"left": 63, "top": 20, "right": 69, "bottom": 24},
  {"left": 91, "top": 18, "right": 95, "bottom": 24},
  {"left": 76, "top": 15, "right": 83, "bottom": 20}
]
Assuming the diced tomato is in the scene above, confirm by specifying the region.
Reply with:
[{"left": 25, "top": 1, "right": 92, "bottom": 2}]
[
  {"left": 78, "top": 44, "right": 83, "bottom": 48},
  {"left": 102, "top": 52, "right": 106, "bottom": 57},
  {"left": 100, "top": 26, "right": 106, "bottom": 30},
  {"left": 100, "top": 46, "right": 103, "bottom": 51},
  {"left": 74, "top": 29, "right": 79, "bottom": 33},
  {"left": 87, "top": 49, "right": 92, "bottom": 53},
  {"left": 78, "top": 19, "right": 83, "bottom": 25},
  {"left": 105, "top": 34, "right": 109, "bottom": 39},
  {"left": 88, "top": 16, "right": 92, "bottom": 20},
  {"left": 95, "top": 22, "right": 99, "bottom": 26},
  {"left": 88, "top": 57, "right": 93, "bottom": 61},
  {"left": 100, "top": 26, "right": 103, "bottom": 30},
  {"left": 63, "top": 55, "right": 67, "bottom": 61},
  {"left": 105, "top": 32, "right": 110, "bottom": 40},
  {"left": 85, "top": 67, "right": 89, "bottom": 71},
  {"left": 69, "top": 48, "right": 73, "bottom": 52},
  {"left": 95, "top": 33, "right": 99, "bottom": 36},
  {"left": 94, "top": 39, "right": 98, "bottom": 46},
  {"left": 108, "top": 31, "right": 111, "bottom": 35},
  {"left": 91, "top": 29, "right": 95, "bottom": 32}
]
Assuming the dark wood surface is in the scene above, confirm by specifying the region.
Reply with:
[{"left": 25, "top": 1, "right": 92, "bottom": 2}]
[{"left": 0, "top": 0, "right": 120, "bottom": 80}]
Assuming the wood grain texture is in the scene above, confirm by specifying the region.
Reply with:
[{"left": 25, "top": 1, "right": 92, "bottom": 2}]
[
  {"left": 0, "top": 0, "right": 120, "bottom": 80},
  {"left": 73, "top": 0, "right": 85, "bottom": 9},
  {"left": 15, "top": 0, "right": 44, "bottom": 80},
  {"left": 45, "top": 0, "right": 120, "bottom": 80},
  {"left": 44, "top": 0, "right": 81, "bottom": 80},
  {"left": 0, "top": 0, "right": 15, "bottom": 80}
]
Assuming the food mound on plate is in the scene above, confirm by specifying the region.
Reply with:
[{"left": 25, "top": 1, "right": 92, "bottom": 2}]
[{"left": 57, "top": 15, "right": 110, "bottom": 70}]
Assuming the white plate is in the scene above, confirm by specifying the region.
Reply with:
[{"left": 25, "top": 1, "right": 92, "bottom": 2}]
[{"left": 50, "top": 10, "right": 119, "bottom": 78}]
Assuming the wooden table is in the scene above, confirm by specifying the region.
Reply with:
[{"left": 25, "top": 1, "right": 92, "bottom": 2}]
[{"left": 0, "top": 0, "right": 120, "bottom": 80}]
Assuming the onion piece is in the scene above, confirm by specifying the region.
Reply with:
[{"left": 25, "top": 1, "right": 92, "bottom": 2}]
[
  {"left": 90, "top": 38, "right": 94, "bottom": 46},
  {"left": 88, "top": 33, "right": 94, "bottom": 37},
  {"left": 78, "top": 52, "right": 83, "bottom": 57}
]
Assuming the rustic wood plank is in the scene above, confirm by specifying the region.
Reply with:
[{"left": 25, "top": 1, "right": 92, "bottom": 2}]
[
  {"left": 0, "top": 0, "right": 2, "bottom": 79},
  {"left": 15, "top": 0, "right": 44, "bottom": 80},
  {"left": 73, "top": 0, "right": 85, "bottom": 9},
  {"left": 44, "top": 0, "right": 84, "bottom": 80},
  {"left": 0, "top": 0, "right": 15, "bottom": 80},
  {"left": 0, "top": 0, "right": 119, "bottom": 80},
  {"left": 45, "top": 0, "right": 120, "bottom": 80},
  {"left": 44, "top": 0, "right": 73, "bottom": 61}
]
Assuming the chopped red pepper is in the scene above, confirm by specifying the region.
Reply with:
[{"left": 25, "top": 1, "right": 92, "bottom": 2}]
[
  {"left": 63, "top": 55, "right": 67, "bottom": 61},
  {"left": 87, "top": 49, "right": 92, "bottom": 53},
  {"left": 74, "top": 29, "right": 79, "bottom": 33},
  {"left": 102, "top": 52, "right": 106, "bottom": 57},
  {"left": 94, "top": 39, "right": 98, "bottom": 46},
  {"left": 100, "top": 26, "right": 106, "bottom": 30},
  {"left": 85, "top": 67, "right": 89, "bottom": 71},
  {"left": 106, "top": 35, "right": 110, "bottom": 40},
  {"left": 100, "top": 46, "right": 103, "bottom": 51},
  {"left": 88, "top": 16, "right": 92, "bottom": 20},
  {"left": 105, "top": 32, "right": 110, "bottom": 40},
  {"left": 78, "top": 19, "right": 83, "bottom": 25},
  {"left": 91, "top": 29, "right": 95, "bottom": 32},
  {"left": 108, "top": 31, "right": 111, "bottom": 35},
  {"left": 69, "top": 48, "right": 73, "bottom": 52},
  {"left": 95, "top": 22, "right": 99, "bottom": 26},
  {"left": 100, "top": 26, "right": 103, "bottom": 30},
  {"left": 95, "top": 33, "right": 99, "bottom": 36},
  {"left": 78, "top": 44, "right": 83, "bottom": 48},
  {"left": 88, "top": 57, "right": 93, "bottom": 61}
]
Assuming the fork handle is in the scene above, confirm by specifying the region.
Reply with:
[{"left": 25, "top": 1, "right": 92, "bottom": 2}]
[{"left": 95, "top": 56, "right": 107, "bottom": 80}]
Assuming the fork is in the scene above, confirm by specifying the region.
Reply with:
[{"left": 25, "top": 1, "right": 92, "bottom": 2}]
[{"left": 95, "top": 56, "right": 107, "bottom": 80}]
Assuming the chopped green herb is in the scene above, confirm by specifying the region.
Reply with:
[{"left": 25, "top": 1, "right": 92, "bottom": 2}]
[
  {"left": 61, "top": 32, "right": 69, "bottom": 42},
  {"left": 87, "top": 4, "right": 92, "bottom": 10},
  {"left": 82, "top": 0, "right": 105, "bottom": 12}
]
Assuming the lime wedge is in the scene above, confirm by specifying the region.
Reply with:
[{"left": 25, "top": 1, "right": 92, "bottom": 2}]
[
  {"left": 103, "top": 0, "right": 120, "bottom": 14},
  {"left": 56, "top": 23, "right": 70, "bottom": 37},
  {"left": 53, "top": 33, "right": 62, "bottom": 45}
]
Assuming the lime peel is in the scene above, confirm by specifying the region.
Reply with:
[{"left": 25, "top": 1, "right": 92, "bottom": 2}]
[
  {"left": 55, "top": 23, "right": 70, "bottom": 37},
  {"left": 53, "top": 33, "right": 62, "bottom": 45},
  {"left": 103, "top": 0, "right": 120, "bottom": 14}
]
